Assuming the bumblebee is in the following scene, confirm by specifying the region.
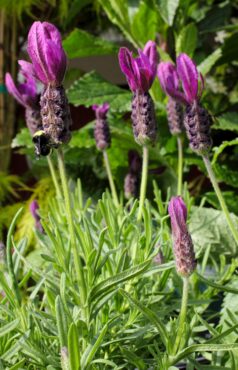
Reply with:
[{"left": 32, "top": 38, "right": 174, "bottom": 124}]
[{"left": 32, "top": 130, "right": 52, "bottom": 157}]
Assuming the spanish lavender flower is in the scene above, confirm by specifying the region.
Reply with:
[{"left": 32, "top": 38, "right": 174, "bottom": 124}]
[
  {"left": 92, "top": 103, "right": 111, "bottom": 151},
  {"left": 27, "top": 21, "right": 71, "bottom": 146},
  {"left": 5, "top": 62, "right": 42, "bottom": 135},
  {"left": 118, "top": 41, "right": 158, "bottom": 145},
  {"left": 30, "top": 200, "right": 44, "bottom": 233},
  {"left": 157, "top": 62, "right": 184, "bottom": 136},
  {"left": 168, "top": 196, "right": 196, "bottom": 277},
  {"left": 157, "top": 55, "right": 212, "bottom": 154},
  {"left": 124, "top": 150, "right": 142, "bottom": 199}
]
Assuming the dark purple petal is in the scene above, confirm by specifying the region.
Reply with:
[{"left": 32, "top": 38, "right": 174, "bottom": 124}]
[
  {"left": 18, "top": 60, "right": 35, "bottom": 79},
  {"left": 168, "top": 196, "right": 187, "bottom": 236},
  {"left": 42, "top": 21, "right": 62, "bottom": 46},
  {"left": 143, "top": 41, "right": 158, "bottom": 79},
  {"left": 118, "top": 47, "right": 139, "bottom": 91},
  {"left": 176, "top": 53, "right": 198, "bottom": 104},
  {"left": 45, "top": 40, "right": 66, "bottom": 84},
  {"left": 5, "top": 73, "right": 27, "bottom": 107},
  {"left": 157, "top": 62, "right": 187, "bottom": 104},
  {"left": 92, "top": 102, "right": 110, "bottom": 119},
  {"left": 27, "top": 22, "right": 51, "bottom": 84},
  {"left": 27, "top": 21, "right": 66, "bottom": 85}
]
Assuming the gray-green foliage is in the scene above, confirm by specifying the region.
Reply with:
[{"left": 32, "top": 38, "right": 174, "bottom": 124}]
[{"left": 0, "top": 183, "right": 238, "bottom": 368}]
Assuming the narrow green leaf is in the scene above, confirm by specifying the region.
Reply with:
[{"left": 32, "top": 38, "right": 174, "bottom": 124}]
[
  {"left": 89, "top": 260, "right": 151, "bottom": 301},
  {"left": 55, "top": 295, "right": 68, "bottom": 348},
  {"left": 170, "top": 343, "right": 238, "bottom": 365},
  {"left": 196, "top": 273, "right": 238, "bottom": 294},
  {"left": 68, "top": 323, "right": 80, "bottom": 370},
  {"left": 119, "top": 288, "right": 168, "bottom": 346},
  {"left": 6, "top": 207, "right": 23, "bottom": 306},
  {"left": 0, "top": 318, "right": 19, "bottom": 338},
  {"left": 81, "top": 323, "right": 108, "bottom": 369},
  {"left": 213, "top": 112, "right": 238, "bottom": 133}
]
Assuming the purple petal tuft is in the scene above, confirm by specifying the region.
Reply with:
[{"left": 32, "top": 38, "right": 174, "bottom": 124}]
[
  {"left": 168, "top": 196, "right": 188, "bottom": 236},
  {"left": 157, "top": 62, "right": 187, "bottom": 104},
  {"left": 92, "top": 102, "right": 110, "bottom": 119},
  {"left": 5, "top": 73, "right": 27, "bottom": 107},
  {"left": 27, "top": 21, "right": 66, "bottom": 85},
  {"left": 176, "top": 53, "right": 198, "bottom": 104}
]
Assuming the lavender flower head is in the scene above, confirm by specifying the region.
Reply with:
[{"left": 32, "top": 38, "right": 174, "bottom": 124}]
[
  {"left": 118, "top": 41, "right": 158, "bottom": 93},
  {"left": 30, "top": 200, "right": 43, "bottom": 233},
  {"left": 92, "top": 103, "right": 111, "bottom": 151},
  {"left": 158, "top": 54, "right": 212, "bottom": 154},
  {"left": 27, "top": 21, "right": 71, "bottom": 147},
  {"left": 168, "top": 196, "right": 196, "bottom": 277},
  {"left": 118, "top": 41, "right": 158, "bottom": 145},
  {"left": 5, "top": 62, "right": 42, "bottom": 135}
]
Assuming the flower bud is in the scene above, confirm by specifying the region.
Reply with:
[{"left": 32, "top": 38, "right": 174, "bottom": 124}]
[
  {"left": 131, "top": 91, "right": 157, "bottom": 145},
  {"left": 184, "top": 101, "right": 212, "bottom": 155},
  {"left": 124, "top": 172, "right": 139, "bottom": 199},
  {"left": 168, "top": 196, "right": 196, "bottom": 277},
  {"left": 93, "top": 103, "right": 111, "bottom": 151},
  {"left": 40, "top": 85, "right": 72, "bottom": 146}
]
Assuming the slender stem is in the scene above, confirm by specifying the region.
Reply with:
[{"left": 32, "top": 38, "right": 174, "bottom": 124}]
[
  {"left": 177, "top": 136, "right": 183, "bottom": 196},
  {"left": 47, "top": 155, "right": 63, "bottom": 199},
  {"left": 173, "top": 277, "right": 189, "bottom": 355},
  {"left": 57, "top": 149, "right": 87, "bottom": 313},
  {"left": 103, "top": 150, "right": 119, "bottom": 207},
  {"left": 203, "top": 155, "right": 238, "bottom": 245},
  {"left": 137, "top": 145, "right": 149, "bottom": 221}
]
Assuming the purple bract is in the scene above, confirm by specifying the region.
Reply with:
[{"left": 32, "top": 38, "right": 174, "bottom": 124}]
[
  {"left": 157, "top": 53, "right": 204, "bottom": 105},
  {"left": 118, "top": 41, "right": 158, "bottom": 93},
  {"left": 5, "top": 61, "right": 38, "bottom": 108},
  {"left": 92, "top": 103, "right": 110, "bottom": 120},
  {"left": 27, "top": 21, "right": 67, "bottom": 86}
]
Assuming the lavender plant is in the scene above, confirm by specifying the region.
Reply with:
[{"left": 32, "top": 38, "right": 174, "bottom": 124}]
[{"left": 2, "top": 3, "right": 238, "bottom": 368}]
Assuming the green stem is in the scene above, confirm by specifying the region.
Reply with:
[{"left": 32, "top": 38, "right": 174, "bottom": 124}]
[
  {"left": 173, "top": 277, "right": 189, "bottom": 355},
  {"left": 103, "top": 150, "right": 119, "bottom": 207},
  {"left": 177, "top": 136, "right": 183, "bottom": 196},
  {"left": 137, "top": 145, "right": 149, "bottom": 221},
  {"left": 47, "top": 155, "right": 63, "bottom": 199},
  {"left": 57, "top": 149, "right": 87, "bottom": 312},
  {"left": 203, "top": 155, "right": 238, "bottom": 245}
]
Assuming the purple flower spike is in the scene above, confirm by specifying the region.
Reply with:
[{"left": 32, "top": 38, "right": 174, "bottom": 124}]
[
  {"left": 92, "top": 102, "right": 110, "bottom": 120},
  {"left": 176, "top": 53, "right": 201, "bottom": 104},
  {"left": 118, "top": 41, "right": 158, "bottom": 92},
  {"left": 168, "top": 196, "right": 196, "bottom": 277},
  {"left": 157, "top": 62, "right": 187, "bottom": 105},
  {"left": 27, "top": 21, "right": 67, "bottom": 86},
  {"left": 30, "top": 200, "right": 44, "bottom": 233}
]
